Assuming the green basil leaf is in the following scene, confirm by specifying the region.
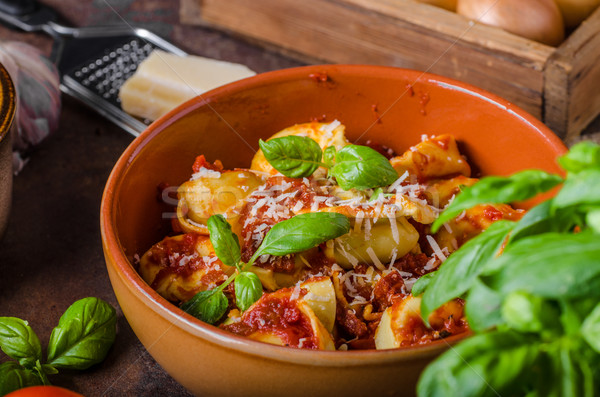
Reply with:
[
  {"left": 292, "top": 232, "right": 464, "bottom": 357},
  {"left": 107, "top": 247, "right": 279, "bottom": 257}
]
[
  {"left": 235, "top": 272, "right": 263, "bottom": 312},
  {"left": 0, "top": 317, "right": 42, "bottom": 368},
  {"left": 432, "top": 170, "right": 562, "bottom": 232},
  {"left": 501, "top": 291, "right": 558, "bottom": 334},
  {"left": 411, "top": 272, "right": 435, "bottom": 296},
  {"left": 417, "top": 330, "right": 541, "bottom": 397},
  {"left": 0, "top": 362, "right": 43, "bottom": 396},
  {"left": 553, "top": 169, "right": 600, "bottom": 210},
  {"left": 259, "top": 136, "right": 323, "bottom": 178},
  {"left": 558, "top": 346, "right": 595, "bottom": 397},
  {"left": 420, "top": 220, "right": 514, "bottom": 324},
  {"left": 207, "top": 214, "right": 241, "bottom": 268},
  {"left": 323, "top": 146, "right": 336, "bottom": 168},
  {"left": 482, "top": 232, "right": 600, "bottom": 299},
  {"left": 509, "top": 200, "right": 577, "bottom": 244},
  {"left": 586, "top": 209, "right": 600, "bottom": 233},
  {"left": 47, "top": 297, "right": 117, "bottom": 370},
  {"left": 252, "top": 212, "right": 350, "bottom": 261},
  {"left": 558, "top": 141, "right": 600, "bottom": 173},
  {"left": 464, "top": 279, "right": 504, "bottom": 332},
  {"left": 181, "top": 290, "right": 228, "bottom": 324},
  {"left": 331, "top": 145, "right": 398, "bottom": 190},
  {"left": 41, "top": 364, "right": 58, "bottom": 376},
  {"left": 581, "top": 303, "right": 600, "bottom": 353},
  {"left": 33, "top": 361, "right": 50, "bottom": 386}
]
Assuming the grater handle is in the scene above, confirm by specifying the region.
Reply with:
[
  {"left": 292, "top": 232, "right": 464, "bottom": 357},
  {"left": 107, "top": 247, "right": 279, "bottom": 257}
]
[{"left": 0, "top": 0, "right": 56, "bottom": 33}]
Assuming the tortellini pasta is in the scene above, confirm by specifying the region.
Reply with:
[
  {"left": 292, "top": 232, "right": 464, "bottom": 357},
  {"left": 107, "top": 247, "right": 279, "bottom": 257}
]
[{"left": 141, "top": 121, "right": 519, "bottom": 351}]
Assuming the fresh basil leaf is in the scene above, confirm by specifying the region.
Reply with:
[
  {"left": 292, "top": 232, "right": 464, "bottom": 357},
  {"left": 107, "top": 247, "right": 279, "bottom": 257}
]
[
  {"left": 581, "top": 303, "right": 600, "bottom": 353},
  {"left": 323, "top": 146, "right": 336, "bottom": 168},
  {"left": 509, "top": 200, "right": 577, "bottom": 244},
  {"left": 0, "top": 362, "right": 43, "bottom": 396},
  {"left": 464, "top": 279, "right": 504, "bottom": 332},
  {"left": 411, "top": 272, "right": 435, "bottom": 296},
  {"left": 331, "top": 145, "right": 398, "bottom": 190},
  {"left": 558, "top": 141, "right": 600, "bottom": 173},
  {"left": 432, "top": 170, "right": 562, "bottom": 232},
  {"left": 47, "top": 297, "right": 117, "bottom": 370},
  {"left": 420, "top": 220, "right": 514, "bottom": 324},
  {"left": 181, "top": 290, "right": 228, "bottom": 324},
  {"left": 207, "top": 214, "right": 241, "bottom": 268},
  {"left": 558, "top": 346, "right": 595, "bottom": 397},
  {"left": 0, "top": 317, "right": 42, "bottom": 368},
  {"left": 482, "top": 232, "right": 600, "bottom": 299},
  {"left": 41, "top": 364, "right": 58, "bottom": 376},
  {"left": 235, "top": 272, "right": 263, "bottom": 312},
  {"left": 585, "top": 208, "right": 600, "bottom": 233},
  {"left": 417, "top": 330, "right": 541, "bottom": 397},
  {"left": 251, "top": 212, "right": 350, "bottom": 261},
  {"left": 553, "top": 169, "right": 600, "bottom": 210},
  {"left": 33, "top": 361, "right": 50, "bottom": 386},
  {"left": 259, "top": 136, "right": 323, "bottom": 178},
  {"left": 501, "top": 291, "right": 557, "bottom": 334}
]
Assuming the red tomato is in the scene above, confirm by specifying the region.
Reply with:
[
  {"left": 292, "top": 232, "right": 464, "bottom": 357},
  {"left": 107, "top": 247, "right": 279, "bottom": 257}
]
[{"left": 5, "top": 385, "right": 84, "bottom": 397}]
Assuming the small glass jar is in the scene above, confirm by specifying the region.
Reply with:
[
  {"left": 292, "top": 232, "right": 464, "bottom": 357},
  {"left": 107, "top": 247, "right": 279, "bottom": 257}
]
[{"left": 0, "top": 61, "right": 16, "bottom": 239}]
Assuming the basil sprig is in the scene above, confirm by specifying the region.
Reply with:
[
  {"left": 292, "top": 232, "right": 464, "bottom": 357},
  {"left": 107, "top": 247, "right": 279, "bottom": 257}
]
[
  {"left": 182, "top": 213, "right": 350, "bottom": 324},
  {"left": 259, "top": 136, "right": 398, "bottom": 190},
  {"left": 0, "top": 298, "right": 117, "bottom": 395},
  {"left": 415, "top": 142, "right": 600, "bottom": 396}
]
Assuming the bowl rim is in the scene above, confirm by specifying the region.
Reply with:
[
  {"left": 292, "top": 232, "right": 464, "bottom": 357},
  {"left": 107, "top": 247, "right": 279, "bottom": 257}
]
[
  {"left": 0, "top": 62, "right": 16, "bottom": 143},
  {"left": 100, "top": 64, "right": 566, "bottom": 367}
]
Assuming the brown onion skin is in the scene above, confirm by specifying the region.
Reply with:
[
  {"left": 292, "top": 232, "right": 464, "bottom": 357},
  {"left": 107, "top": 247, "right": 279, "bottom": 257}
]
[
  {"left": 554, "top": 0, "right": 600, "bottom": 28},
  {"left": 457, "top": 0, "right": 565, "bottom": 46},
  {"left": 416, "top": 0, "right": 458, "bottom": 11}
]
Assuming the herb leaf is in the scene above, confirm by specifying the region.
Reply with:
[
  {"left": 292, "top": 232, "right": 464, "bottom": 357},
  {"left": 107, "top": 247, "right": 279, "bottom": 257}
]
[
  {"left": 508, "top": 200, "right": 577, "bottom": 243},
  {"left": 553, "top": 169, "right": 600, "bottom": 210},
  {"left": 558, "top": 141, "right": 600, "bottom": 173},
  {"left": 251, "top": 212, "right": 350, "bottom": 262},
  {"left": 482, "top": 232, "right": 600, "bottom": 299},
  {"left": 501, "top": 291, "right": 557, "bottom": 334},
  {"left": 0, "top": 318, "right": 42, "bottom": 368},
  {"left": 181, "top": 290, "right": 228, "bottom": 324},
  {"left": 259, "top": 136, "right": 323, "bottom": 178},
  {"left": 431, "top": 170, "right": 562, "bottom": 232},
  {"left": 0, "top": 362, "right": 43, "bottom": 396},
  {"left": 207, "top": 214, "right": 241, "bottom": 268},
  {"left": 331, "top": 145, "right": 398, "bottom": 190},
  {"left": 581, "top": 303, "right": 600, "bottom": 353},
  {"left": 235, "top": 272, "right": 263, "bottom": 312},
  {"left": 419, "top": 220, "right": 514, "bottom": 324},
  {"left": 323, "top": 146, "right": 336, "bottom": 168},
  {"left": 464, "top": 279, "right": 504, "bottom": 332},
  {"left": 417, "top": 330, "right": 541, "bottom": 397},
  {"left": 47, "top": 297, "right": 117, "bottom": 370}
]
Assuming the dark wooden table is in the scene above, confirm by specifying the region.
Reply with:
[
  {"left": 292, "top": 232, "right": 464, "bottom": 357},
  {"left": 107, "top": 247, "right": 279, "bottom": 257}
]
[{"left": 0, "top": 1, "right": 301, "bottom": 396}]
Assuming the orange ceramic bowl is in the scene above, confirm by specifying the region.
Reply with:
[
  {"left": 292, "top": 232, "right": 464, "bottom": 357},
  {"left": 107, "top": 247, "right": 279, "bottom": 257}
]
[{"left": 100, "top": 65, "right": 566, "bottom": 397}]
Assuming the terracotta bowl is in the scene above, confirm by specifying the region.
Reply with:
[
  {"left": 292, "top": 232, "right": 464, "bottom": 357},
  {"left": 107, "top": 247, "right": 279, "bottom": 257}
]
[
  {"left": 0, "top": 62, "right": 16, "bottom": 240},
  {"left": 101, "top": 65, "right": 566, "bottom": 397}
]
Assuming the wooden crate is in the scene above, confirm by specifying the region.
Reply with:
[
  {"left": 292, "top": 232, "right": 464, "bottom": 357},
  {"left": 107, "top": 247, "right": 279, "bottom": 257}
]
[{"left": 180, "top": 0, "right": 600, "bottom": 141}]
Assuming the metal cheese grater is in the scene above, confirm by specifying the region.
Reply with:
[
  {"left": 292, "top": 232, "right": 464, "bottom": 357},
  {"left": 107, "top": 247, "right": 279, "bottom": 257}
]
[{"left": 0, "top": 0, "right": 187, "bottom": 136}]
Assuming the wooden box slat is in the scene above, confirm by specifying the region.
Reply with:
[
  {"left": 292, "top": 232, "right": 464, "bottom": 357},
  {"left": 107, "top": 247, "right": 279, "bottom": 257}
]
[{"left": 180, "top": 0, "right": 600, "bottom": 140}]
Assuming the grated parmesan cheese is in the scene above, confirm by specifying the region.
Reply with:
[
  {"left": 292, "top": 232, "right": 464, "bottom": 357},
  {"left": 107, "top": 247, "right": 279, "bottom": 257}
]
[
  {"left": 426, "top": 235, "right": 447, "bottom": 262},
  {"left": 365, "top": 247, "right": 386, "bottom": 271}
]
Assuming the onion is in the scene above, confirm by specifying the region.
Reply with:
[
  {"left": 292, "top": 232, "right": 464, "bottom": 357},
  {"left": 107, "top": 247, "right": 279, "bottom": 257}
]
[
  {"left": 415, "top": 0, "right": 457, "bottom": 11},
  {"left": 457, "top": 0, "right": 565, "bottom": 46},
  {"left": 554, "top": 0, "right": 600, "bottom": 28}
]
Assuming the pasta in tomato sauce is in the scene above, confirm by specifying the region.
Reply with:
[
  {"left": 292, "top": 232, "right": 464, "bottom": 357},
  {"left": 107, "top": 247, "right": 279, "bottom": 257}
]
[{"left": 138, "top": 121, "right": 523, "bottom": 350}]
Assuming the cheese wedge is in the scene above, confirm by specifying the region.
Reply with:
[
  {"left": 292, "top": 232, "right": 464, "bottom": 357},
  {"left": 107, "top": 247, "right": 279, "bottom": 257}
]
[{"left": 119, "top": 50, "right": 255, "bottom": 121}]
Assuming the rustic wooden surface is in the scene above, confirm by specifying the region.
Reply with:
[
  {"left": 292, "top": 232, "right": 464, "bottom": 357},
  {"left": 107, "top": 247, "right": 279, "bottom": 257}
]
[
  {"left": 0, "top": 1, "right": 301, "bottom": 396},
  {"left": 182, "top": 0, "right": 600, "bottom": 139}
]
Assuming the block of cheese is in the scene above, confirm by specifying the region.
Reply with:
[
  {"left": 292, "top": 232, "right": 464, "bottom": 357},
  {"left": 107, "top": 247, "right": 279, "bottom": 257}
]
[{"left": 119, "top": 50, "right": 256, "bottom": 121}]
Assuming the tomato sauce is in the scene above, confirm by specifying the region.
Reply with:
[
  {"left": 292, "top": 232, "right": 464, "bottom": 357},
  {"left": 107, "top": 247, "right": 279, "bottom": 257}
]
[{"left": 222, "top": 289, "right": 318, "bottom": 349}]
